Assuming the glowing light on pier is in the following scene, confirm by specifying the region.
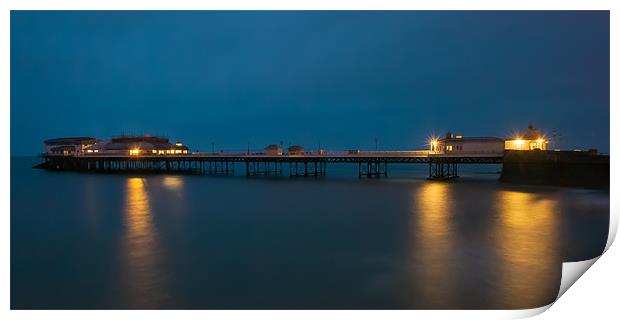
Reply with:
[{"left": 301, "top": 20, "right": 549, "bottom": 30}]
[
  {"left": 428, "top": 136, "right": 440, "bottom": 153},
  {"left": 505, "top": 137, "right": 548, "bottom": 151},
  {"left": 129, "top": 149, "right": 141, "bottom": 156},
  {"left": 505, "top": 124, "right": 548, "bottom": 151}
]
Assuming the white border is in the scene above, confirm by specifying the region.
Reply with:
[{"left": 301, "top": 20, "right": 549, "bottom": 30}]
[
  {"left": 0, "top": 0, "right": 616, "bottom": 10},
  {"left": 1, "top": 1, "right": 617, "bottom": 319}
]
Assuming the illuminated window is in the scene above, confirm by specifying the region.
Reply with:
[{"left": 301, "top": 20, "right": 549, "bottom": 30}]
[{"left": 446, "top": 145, "right": 453, "bottom": 151}]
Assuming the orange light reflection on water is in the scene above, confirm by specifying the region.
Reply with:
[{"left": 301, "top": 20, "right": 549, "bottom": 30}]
[
  {"left": 410, "top": 181, "right": 457, "bottom": 308},
  {"left": 123, "top": 177, "right": 168, "bottom": 307},
  {"left": 409, "top": 183, "right": 561, "bottom": 309},
  {"left": 162, "top": 176, "right": 184, "bottom": 191},
  {"left": 494, "top": 190, "right": 560, "bottom": 308}
]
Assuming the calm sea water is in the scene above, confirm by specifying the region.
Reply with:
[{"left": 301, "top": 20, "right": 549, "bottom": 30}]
[{"left": 11, "top": 156, "right": 609, "bottom": 309}]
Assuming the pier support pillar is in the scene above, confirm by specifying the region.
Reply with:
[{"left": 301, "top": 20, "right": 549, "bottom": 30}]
[
  {"left": 428, "top": 159, "right": 458, "bottom": 180},
  {"left": 358, "top": 160, "right": 387, "bottom": 178}
]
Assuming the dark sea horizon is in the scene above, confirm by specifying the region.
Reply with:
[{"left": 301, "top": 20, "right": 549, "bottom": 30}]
[{"left": 10, "top": 156, "right": 609, "bottom": 309}]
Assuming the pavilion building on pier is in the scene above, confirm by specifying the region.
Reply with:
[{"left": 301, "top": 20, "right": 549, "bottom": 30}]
[
  {"left": 430, "top": 133, "right": 505, "bottom": 156},
  {"left": 44, "top": 135, "right": 189, "bottom": 156}
]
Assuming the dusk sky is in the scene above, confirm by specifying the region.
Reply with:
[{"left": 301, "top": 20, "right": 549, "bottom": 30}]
[{"left": 11, "top": 11, "right": 609, "bottom": 155}]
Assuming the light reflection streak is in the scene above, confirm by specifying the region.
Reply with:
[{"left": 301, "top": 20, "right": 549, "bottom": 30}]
[
  {"left": 410, "top": 182, "right": 457, "bottom": 308},
  {"left": 82, "top": 178, "right": 101, "bottom": 229},
  {"left": 494, "top": 190, "right": 560, "bottom": 308},
  {"left": 162, "top": 176, "right": 184, "bottom": 191},
  {"left": 122, "top": 177, "right": 168, "bottom": 307}
]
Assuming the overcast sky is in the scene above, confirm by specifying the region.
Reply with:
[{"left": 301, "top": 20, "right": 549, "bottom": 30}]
[{"left": 11, "top": 11, "right": 609, "bottom": 155}]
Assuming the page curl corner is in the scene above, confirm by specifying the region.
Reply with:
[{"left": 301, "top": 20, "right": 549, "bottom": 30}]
[{"left": 555, "top": 257, "right": 600, "bottom": 301}]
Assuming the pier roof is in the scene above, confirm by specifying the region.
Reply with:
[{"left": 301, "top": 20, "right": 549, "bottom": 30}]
[
  {"left": 44, "top": 137, "right": 97, "bottom": 145},
  {"left": 439, "top": 137, "right": 504, "bottom": 143}
]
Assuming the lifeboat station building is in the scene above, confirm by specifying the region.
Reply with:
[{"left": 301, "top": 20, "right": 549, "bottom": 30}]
[{"left": 504, "top": 124, "right": 548, "bottom": 151}]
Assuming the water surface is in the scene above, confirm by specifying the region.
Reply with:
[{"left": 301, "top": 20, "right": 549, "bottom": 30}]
[{"left": 11, "top": 157, "right": 609, "bottom": 309}]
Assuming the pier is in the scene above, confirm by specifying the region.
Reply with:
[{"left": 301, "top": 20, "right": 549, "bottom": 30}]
[
  {"left": 38, "top": 151, "right": 504, "bottom": 180},
  {"left": 35, "top": 130, "right": 609, "bottom": 186}
]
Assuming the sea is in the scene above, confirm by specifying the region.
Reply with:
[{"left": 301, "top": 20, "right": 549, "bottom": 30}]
[{"left": 10, "top": 156, "right": 609, "bottom": 309}]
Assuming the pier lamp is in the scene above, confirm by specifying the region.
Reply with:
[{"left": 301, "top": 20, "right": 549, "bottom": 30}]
[
  {"left": 129, "top": 149, "right": 141, "bottom": 156},
  {"left": 428, "top": 138, "right": 439, "bottom": 152}
]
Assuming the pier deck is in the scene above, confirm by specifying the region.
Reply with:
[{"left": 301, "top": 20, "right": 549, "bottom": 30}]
[{"left": 38, "top": 150, "right": 504, "bottom": 179}]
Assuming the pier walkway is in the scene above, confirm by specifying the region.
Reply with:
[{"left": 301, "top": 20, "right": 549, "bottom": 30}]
[{"left": 39, "top": 150, "right": 504, "bottom": 180}]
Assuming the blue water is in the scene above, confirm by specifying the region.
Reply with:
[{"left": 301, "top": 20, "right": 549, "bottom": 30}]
[{"left": 11, "top": 157, "right": 609, "bottom": 309}]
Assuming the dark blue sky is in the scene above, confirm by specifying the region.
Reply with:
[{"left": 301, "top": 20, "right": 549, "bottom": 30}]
[{"left": 11, "top": 11, "right": 609, "bottom": 155}]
